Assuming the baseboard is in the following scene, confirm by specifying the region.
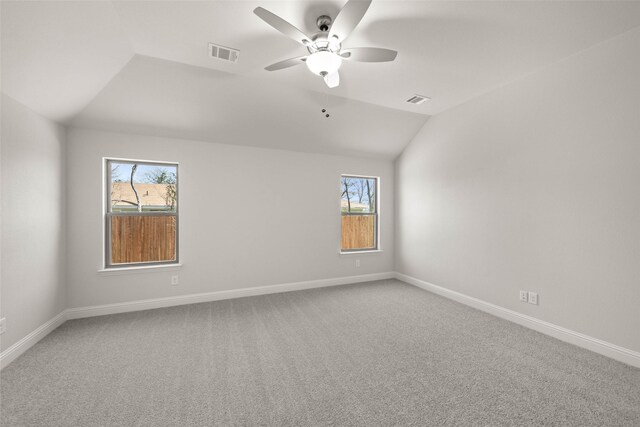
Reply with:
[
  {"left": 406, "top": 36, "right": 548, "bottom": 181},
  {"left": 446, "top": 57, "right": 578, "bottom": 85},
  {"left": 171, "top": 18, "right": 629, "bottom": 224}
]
[
  {"left": 7, "top": 272, "right": 636, "bottom": 371},
  {"left": 67, "top": 272, "right": 395, "bottom": 320},
  {"left": 0, "top": 310, "right": 68, "bottom": 370},
  {"left": 1, "top": 272, "right": 394, "bottom": 369},
  {"left": 395, "top": 272, "right": 640, "bottom": 368}
]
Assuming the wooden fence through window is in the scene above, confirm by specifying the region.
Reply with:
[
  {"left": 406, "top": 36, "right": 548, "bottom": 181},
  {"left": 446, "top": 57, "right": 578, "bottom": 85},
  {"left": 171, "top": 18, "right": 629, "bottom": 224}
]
[
  {"left": 111, "top": 214, "right": 370, "bottom": 262},
  {"left": 111, "top": 215, "right": 176, "bottom": 264},
  {"left": 341, "top": 215, "right": 376, "bottom": 250}
]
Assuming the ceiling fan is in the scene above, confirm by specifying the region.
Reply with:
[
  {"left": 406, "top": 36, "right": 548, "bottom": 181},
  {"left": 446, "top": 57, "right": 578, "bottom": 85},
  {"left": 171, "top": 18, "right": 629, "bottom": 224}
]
[{"left": 254, "top": 0, "right": 397, "bottom": 88}]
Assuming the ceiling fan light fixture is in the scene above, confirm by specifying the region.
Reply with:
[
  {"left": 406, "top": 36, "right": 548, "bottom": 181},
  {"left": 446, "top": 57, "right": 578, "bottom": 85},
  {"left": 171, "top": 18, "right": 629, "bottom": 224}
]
[{"left": 306, "top": 51, "right": 342, "bottom": 76}]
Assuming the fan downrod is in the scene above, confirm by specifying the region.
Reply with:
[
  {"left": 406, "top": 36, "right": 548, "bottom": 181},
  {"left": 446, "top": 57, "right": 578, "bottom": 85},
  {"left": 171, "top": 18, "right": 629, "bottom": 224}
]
[{"left": 316, "top": 15, "right": 332, "bottom": 32}]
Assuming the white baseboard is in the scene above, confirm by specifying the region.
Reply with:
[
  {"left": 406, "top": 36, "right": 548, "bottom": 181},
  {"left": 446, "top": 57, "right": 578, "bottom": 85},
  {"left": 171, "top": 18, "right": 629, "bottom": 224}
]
[
  {"left": 0, "top": 310, "right": 68, "bottom": 370},
  {"left": 66, "top": 272, "right": 395, "bottom": 320},
  {"left": 395, "top": 272, "right": 640, "bottom": 369},
  {"left": 1, "top": 272, "right": 394, "bottom": 369},
  {"left": 5, "top": 272, "right": 637, "bottom": 371}
]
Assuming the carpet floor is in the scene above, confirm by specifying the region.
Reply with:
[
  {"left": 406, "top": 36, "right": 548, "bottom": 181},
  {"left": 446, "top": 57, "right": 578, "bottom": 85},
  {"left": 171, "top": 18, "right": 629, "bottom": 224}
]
[{"left": 1, "top": 279, "right": 639, "bottom": 426}]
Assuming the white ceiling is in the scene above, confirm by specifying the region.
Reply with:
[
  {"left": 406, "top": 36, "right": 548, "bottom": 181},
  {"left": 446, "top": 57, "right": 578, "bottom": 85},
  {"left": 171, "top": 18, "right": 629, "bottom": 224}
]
[
  {"left": 110, "top": 0, "right": 640, "bottom": 115},
  {"left": 0, "top": 1, "right": 134, "bottom": 122},
  {"left": 69, "top": 55, "right": 427, "bottom": 159},
  {"left": 3, "top": 1, "right": 640, "bottom": 157}
]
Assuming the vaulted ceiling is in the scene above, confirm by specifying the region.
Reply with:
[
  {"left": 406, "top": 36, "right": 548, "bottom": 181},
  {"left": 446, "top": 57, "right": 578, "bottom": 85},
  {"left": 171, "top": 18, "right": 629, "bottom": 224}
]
[{"left": 3, "top": 1, "right": 640, "bottom": 158}]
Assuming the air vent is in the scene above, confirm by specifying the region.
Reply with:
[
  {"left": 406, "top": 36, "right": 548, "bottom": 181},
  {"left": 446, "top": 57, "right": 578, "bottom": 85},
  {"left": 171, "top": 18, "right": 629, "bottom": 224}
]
[
  {"left": 406, "top": 94, "right": 430, "bottom": 105},
  {"left": 208, "top": 43, "right": 240, "bottom": 63}
]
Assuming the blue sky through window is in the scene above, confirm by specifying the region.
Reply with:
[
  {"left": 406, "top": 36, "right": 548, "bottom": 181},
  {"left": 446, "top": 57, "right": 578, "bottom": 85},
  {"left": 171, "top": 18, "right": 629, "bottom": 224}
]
[{"left": 111, "top": 162, "right": 176, "bottom": 184}]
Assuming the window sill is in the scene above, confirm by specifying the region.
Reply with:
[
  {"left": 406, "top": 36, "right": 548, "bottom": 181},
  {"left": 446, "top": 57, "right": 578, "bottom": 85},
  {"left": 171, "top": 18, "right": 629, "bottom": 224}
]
[
  {"left": 339, "top": 250, "right": 383, "bottom": 255},
  {"left": 98, "top": 263, "right": 182, "bottom": 276}
]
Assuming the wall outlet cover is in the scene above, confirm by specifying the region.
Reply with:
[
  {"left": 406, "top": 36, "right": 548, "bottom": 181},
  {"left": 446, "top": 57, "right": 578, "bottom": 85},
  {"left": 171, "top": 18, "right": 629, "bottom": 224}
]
[
  {"left": 528, "top": 292, "right": 538, "bottom": 305},
  {"left": 519, "top": 290, "right": 528, "bottom": 302}
]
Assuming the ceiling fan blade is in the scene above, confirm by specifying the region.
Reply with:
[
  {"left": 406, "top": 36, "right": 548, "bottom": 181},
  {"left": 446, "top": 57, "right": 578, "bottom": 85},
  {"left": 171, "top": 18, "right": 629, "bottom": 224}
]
[
  {"left": 324, "top": 72, "right": 340, "bottom": 88},
  {"left": 264, "top": 56, "right": 308, "bottom": 71},
  {"left": 254, "top": 7, "right": 312, "bottom": 46},
  {"left": 340, "top": 47, "right": 397, "bottom": 62},
  {"left": 328, "top": 0, "right": 372, "bottom": 43}
]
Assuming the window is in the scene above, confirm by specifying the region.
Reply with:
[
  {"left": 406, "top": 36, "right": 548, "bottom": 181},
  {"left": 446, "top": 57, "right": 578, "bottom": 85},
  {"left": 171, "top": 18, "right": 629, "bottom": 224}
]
[
  {"left": 105, "top": 159, "right": 178, "bottom": 268},
  {"left": 340, "top": 175, "right": 378, "bottom": 252}
]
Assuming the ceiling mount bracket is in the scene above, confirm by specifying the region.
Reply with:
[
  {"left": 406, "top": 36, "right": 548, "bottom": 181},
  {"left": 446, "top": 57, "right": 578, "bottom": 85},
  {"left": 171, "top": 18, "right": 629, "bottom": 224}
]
[{"left": 316, "top": 15, "right": 332, "bottom": 32}]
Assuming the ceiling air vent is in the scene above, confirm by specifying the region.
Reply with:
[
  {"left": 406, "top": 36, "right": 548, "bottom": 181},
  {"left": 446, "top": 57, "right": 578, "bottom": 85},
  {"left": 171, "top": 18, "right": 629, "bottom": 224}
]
[
  {"left": 406, "top": 94, "right": 430, "bottom": 105},
  {"left": 208, "top": 43, "right": 240, "bottom": 63}
]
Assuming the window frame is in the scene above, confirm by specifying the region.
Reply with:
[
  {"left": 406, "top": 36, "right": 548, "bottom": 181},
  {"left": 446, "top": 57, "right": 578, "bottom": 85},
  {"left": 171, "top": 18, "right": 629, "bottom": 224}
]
[
  {"left": 104, "top": 158, "right": 180, "bottom": 269},
  {"left": 340, "top": 174, "right": 379, "bottom": 253}
]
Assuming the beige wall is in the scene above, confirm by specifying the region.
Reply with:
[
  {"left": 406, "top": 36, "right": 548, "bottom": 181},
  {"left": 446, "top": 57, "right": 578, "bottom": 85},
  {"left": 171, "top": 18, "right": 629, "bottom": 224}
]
[
  {"left": 66, "top": 128, "right": 393, "bottom": 308},
  {"left": 395, "top": 27, "right": 640, "bottom": 353},
  {"left": 1, "top": 94, "right": 67, "bottom": 352}
]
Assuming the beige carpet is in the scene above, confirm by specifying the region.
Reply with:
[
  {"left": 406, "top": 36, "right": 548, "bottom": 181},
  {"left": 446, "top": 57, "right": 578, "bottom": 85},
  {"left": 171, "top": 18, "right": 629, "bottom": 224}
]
[{"left": 2, "top": 279, "right": 639, "bottom": 426}]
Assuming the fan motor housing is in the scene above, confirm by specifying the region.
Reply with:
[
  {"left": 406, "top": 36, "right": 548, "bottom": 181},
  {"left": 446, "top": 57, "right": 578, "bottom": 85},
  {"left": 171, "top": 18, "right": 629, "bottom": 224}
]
[
  {"left": 307, "top": 32, "right": 341, "bottom": 54},
  {"left": 307, "top": 15, "right": 341, "bottom": 54}
]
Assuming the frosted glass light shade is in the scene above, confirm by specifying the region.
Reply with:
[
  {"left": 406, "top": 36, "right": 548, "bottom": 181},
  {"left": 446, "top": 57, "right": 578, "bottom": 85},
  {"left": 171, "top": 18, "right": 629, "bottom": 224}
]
[{"left": 306, "top": 51, "right": 342, "bottom": 76}]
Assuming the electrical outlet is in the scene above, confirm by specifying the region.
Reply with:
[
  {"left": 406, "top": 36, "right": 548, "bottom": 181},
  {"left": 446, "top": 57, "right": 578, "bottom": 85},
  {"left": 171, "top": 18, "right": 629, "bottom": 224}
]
[
  {"left": 355, "top": 259, "right": 361, "bottom": 268},
  {"left": 528, "top": 292, "right": 538, "bottom": 305},
  {"left": 0, "top": 318, "right": 6, "bottom": 334},
  {"left": 519, "top": 291, "right": 528, "bottom": 302},
  {"left": 171, "top": 275, "right": 179, "bottom": 286}
]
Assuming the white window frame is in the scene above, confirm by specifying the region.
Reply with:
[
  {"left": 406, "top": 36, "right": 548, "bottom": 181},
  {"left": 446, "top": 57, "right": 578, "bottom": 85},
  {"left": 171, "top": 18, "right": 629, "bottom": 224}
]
[
  {"left": 340, "top": 174, "right": 380, "bottom": 253},
  {"left": 104, "top": 157, "right": 179, "bottom": 269}
]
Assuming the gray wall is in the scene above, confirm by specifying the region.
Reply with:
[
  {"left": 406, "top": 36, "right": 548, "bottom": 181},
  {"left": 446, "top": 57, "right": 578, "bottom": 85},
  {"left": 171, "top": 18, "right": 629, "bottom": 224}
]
[
  {"left": 66, "top": 128, "right": 393, "bottom": 308},
  {"left": 1, "top": 94, "right": 67, "bottom": 352},
  {"left": 395, "top": 28, "right": 640, "bottom": 353}
]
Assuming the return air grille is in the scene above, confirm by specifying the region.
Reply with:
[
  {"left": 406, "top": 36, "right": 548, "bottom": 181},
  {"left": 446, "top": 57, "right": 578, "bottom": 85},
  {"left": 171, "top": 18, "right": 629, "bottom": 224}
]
[
  {"left": 209, "top": 43, "right": 240, "bottom": 63},
  {"left": 406, "top": 94, "right": 430, "bottom": 105}
]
